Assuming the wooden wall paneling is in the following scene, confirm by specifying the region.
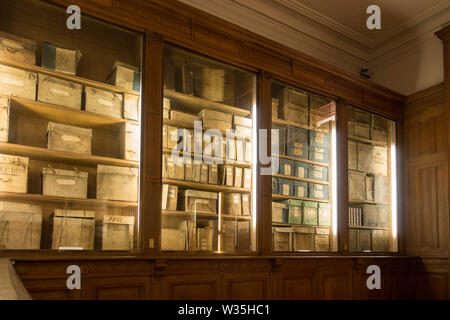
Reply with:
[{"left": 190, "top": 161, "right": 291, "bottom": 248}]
[
  {"left": 414, "top": 258, "right": 448, "bottom": 299},
  {"left": 317, "top": 260, "right": 353, "bottom": 300},
  {"left": 260, "top": 72, "right": 273, "bottom": 255},
  {"left": 85, "top": 276, "right": 150, "bottom": 300}
]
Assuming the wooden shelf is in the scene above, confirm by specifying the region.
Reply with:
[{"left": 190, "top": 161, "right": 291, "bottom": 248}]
[
  {"left": 0, "top": 142, "right": 139, "bottom": 168},
  {"left": 272, "top": 118, "right": 329, "bottom": 133},
  {"left": 272, "top": 194, "right": 330, "bottom": 203},
  {"left": 162, "top": 148, "right": 251, "bottom": 168},
  {"left": 164, "top": 89, "right": 250, "bottom": 117},
  {"left": 4, "top": 94, "right": 139, "bottom": 129},
  {"left": 348, "top": 135, "right": 388, "bottom": 147},
  {"left": 163, "top": 210, "right": 252, "bottom": 221},
  {"left": 163, "top": 118, "right": 251, "bottom": 139},
  {"left": 162, "top": 179, "right": 251, "bottom": 193},
  {"left": 349, "top": 200, "right": 388, "bottom": 205},
  {"left": 273, "top": 174, "right": 329, "bottom": 186},
  {"left": 272, "top": 222, "right": 330, "bottom": 228},
  {"left": 0, "top": 192, "right": 138, "bottom": 208},
  {"left": 349, "top": 226, "right": 389, "bottom": 230},
  {"left": 274, "top": 154, "right": 328, "bottom": 167},
  {"left": 0, "top": 57, "right": 140, "bottom": 96}
]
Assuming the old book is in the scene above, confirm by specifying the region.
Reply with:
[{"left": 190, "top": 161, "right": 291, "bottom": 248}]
[
  {"left": 377, "top": 205, "right": 389, "bottom": 228},
  {"left": 234, "top": 167, "right": 242, "bottom": 188},
  {"left": 280, "top": 158, "right": 294, "bottom": 176},
  {"left": 279, "top": 88, "right": 308, "bottom": 124},
  {"left": 161, "top": 184, "right": 178, "bottom": 211},
  {"left": 234, "top": 115, "right": 252, "bottom": 128},
  {"left": 362, "top": 205, "right": 378, "bottom": 227},
  {"left": 316, "top": 228, "right": 330, "bottom": 235},
  {"left": 349, "top": 229, "right": 358, "bottom": 252},
  {"left": 272, "top": 124, "right": 286, "bottom": 155},
  {"left": 101, "top": 215, "right": 134, "bottom": 250},
  {"left": 374, "top": 175, "right": 389, "bottom": 203},
  {"left": 272, "top": 98, "right": 279, "bottom": 119},
  {"left": 272, "top": 202, "right": 287, "bottom": 223},
  {"left": 167, "top": 126, "right": 179, "bottom": 149},
  {"left": 120, "top": 122, "right": 140, "bottom": 161},
  {"left": 244, "top": 140, "right": 252, "bottom": 162},
  {"left": 358, "top": 230, "right": 372, "bottom": 252},
  {"left": 223, "top": 193, "right": 242, "bottom": 216},
  {"left": 365, "top": 175, "right": 374, "bottom": 201},
  {"left": 226, "top": 138, "right": 236, "bottom": 161},
  {"left": 42, "top": 167, "right": 88, "bottom": 199},
  {"left": 348, "top": 140, "right": 358, "bottom": 170},
  {"left": 161, "top": 217, "right": 186, "bottom": 251},
  {"left": 200, "top": 164, "right": 209, "bottom": 184},
  {"left": 315, "top": 235, "right": 329, "bottom": 252},
  {"left": 0, "top": 201, "right": 42, "bottom": 249},
  {"left": 234, "top": 125, "right": 252, "bottom": 138},
  {"left": 163, "top": 155, "right": 185, "bottom": 180},
  {"left": 309, "top": 131, "right": 330, "bottom": 148},
  {"left": 0, "top": 154, "right": 28, "bottom": 193},
  {"left": 84, "top": 86, "right": 123, "bottom": 119},
  {"left": 357, "top": 143, "right": 374, "bottom": 173},
  {"left": 373, "top": 146, "right": 388, "bottom": 176},
  {"left": 38, "top": 74, "right": 82, "bottom": 109},
  {"left": 0, "top": 31, "right": 37, "bottom": 65},
  {"left": 372, "top": 229, "right": 389, "bottom": 252},
  {"left": 349, "top": 170, "right": 366, "bottom": 201},
  {"left": 97, "top": 165, "right": 138, "bottom": 202},
  {"left": 51, "top": 209, "right": 95, "bottom": 250},
  {"left": 354, "top": 122, "right": 370, "bottom": 139},
  {"left": 243, "top": 168, "right": 252, "bottom": 189},
  {"left": 286, "top": 126, "right": 308, "bottom": 144},
  {"left": 293, "top": 229, "right": 314, "bottom": 251},
  {"left": 0, "top": 98, "right": 9, "bottom": 142},
  {"left": 0, "top": 64, "right": 37, "bottom": 100},
  {"left": 242, "top": 193, "right": 251, "bottom": 216},
  {"left": 193, "top": 163, "right": 201, "bottom": 182},
  {"left": 218, "top": 165, "right": 234, "bottom": 186},
  {"left": 123, "top": 93, "right": 140, "bottom": 121},
  {"left": 107, "top": 61, "right": 140, "bottom": 91},
  {"left": 371, "top": 125, "right": 387, "bottom": 143},
  {"left": 47, "top": 122, "right": 92, "bottom": 155},
  {"left": 197, "top": 226, "right": 214, "bottom": 251},
  {"left": 184, "top": 163, "right": 194, "bottom": 181},
  {"left": 208, "top": 164, "right": 218, "bottom": 185},
  {"left": 199, "top": 109, "right": 232, "bottom": 131},
  {"left": 201, "top": 68, "right": 225, "bottom": 102},
  {"left": 354, "top": 109, "right": 371, "bottom": 124},
  {"left": 223, "top": 221, "right": 237, "bottom": 252},
  {"left": 273, "top": 227, "right": 292, "bottom": 252},
  {"left": 183, "top": 190, "right": 218, "bottom": 214},
  {"left": 236, "top": 139, "right": 245, "bottom": 162},
  {"left": 237, "top": 221, "right": 251, "bottom": 251},
  {"left": 170, "top": 110, "right": 198, "bottom": 124},
  {"left": 42, "top": 42, "right": 82, "bottom": 75}
]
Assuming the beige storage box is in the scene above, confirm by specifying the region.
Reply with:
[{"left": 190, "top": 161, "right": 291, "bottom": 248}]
[
  {"left": 357, "top": 143, "right": 374, "bottom": 173},
  {"left": 161, "top": 217, "right": 187, "bottom": 251},
  {"left": 124, "top": 93, "right": 140, "bottom": 121},
  {"left": 273, "top": 227, "right": 292, "bottom": 252},
  {"left": 163, "top": 97, "right": 170, "bottom": 119},
  {"left": 292, "top": 227, "right": 315, "bottom": 251},
  {"left": 197, "top": 226, "right": 214, "bottom": 251},
  {"left": 0, "top": 64, "right": 37, "bottom": 100},
  {"left": 223, "top": 220, "right": 237, "bottom": 252},
  {"left": 272, "top": 202, "right": 287, "bottom": 223},
  {"left": 42, "top": 42, "right": 82, "bottom": 75},
  {"left": 354, "top": 122, "right": 371, "bottom": 139},
  {"left": 162, "top": 154, "right": 184, "bottom": 180},
  {"left": 170, "top": 110, "right": 198, "bottom": 124},
  {"left": 199, "top": 109, "right": 232, "bottom": 131},
  {"left": 120, "top": 122, "right": 140, "bottom": 161},
  {"left": 161, "top": 184, "right": 178, "bottom": 211},
  {"left": 234, "top": 115, "right": 252, "bottom": 128},
  {"left": 315, "top": 234, "right": 330, "bottom": 252},
  {"left": 182, "top": 189, "right": 218, "bottom": 214},
  {"left": 42, "top": 167, "right": 88, "bottom": 199},
  {"left": 0, "top": 201, "right": 42, "bottom": 249},
  {"left": 372, "top": 229, "right": 389, "bottom": 252},
  {"left": 0, "top": 97, "right": 9, "bottom": 142},
  {"left": 201, "top": 68, "right": 225, "bottom": 102},
  {"left": 223, "top": 192, "right": 242, "bottom": 216},
  {"left": 0, "top": 154, "right": 29, "bottom": 193},
  {"left": 243, "top": 168, "right": 252, "bottom": 189},
  {"left": 278, "top": 88, "right": 309, "bottom": 124},
  {"left": 51, "top": 209, "right": 95, "bottom": 250},
  {"left": 0, "top": 31, "right": 37, "bottom": 65},
  {"left": 84, "top": 86, "right": 123, "bottom": 119},
  {"left": 47, "top": 122, "right": 92, "bottom": 155},
  {"left": 373, "top": 146, "right": 388, "bottom": 176},
  {"left": 96, "top": 165, "right": 138, "bottom": 202},
  {"left": 242, "top": 193, "right": 251, "bottom": 216},
  {"left": 101, "top": 215, "right": 134, "bottom": 250},
  {"left": 37, "top": 74, "right": 82, "bottom": 109},
  {"left": 107, "top": 61, "right": 140, "bottom": 92}
]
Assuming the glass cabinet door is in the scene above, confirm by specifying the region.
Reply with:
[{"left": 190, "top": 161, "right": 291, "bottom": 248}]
[
  {"left": 271, "top": 81, "right": 337, "bottom": 253},
  {"left": 161, "top": 45, "right": 257, "bottom": 253},
  {"left": 0, "top": 0, "right": 143, "bottom": 252},
  {"left": 347, "top": 106, "right": 398, "bottom": 252}
]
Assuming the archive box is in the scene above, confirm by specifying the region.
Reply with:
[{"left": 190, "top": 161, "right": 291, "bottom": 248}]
[
  {"left": 237, "top": 220, "right": 251, "bottom": 251},
  {"left": 272, "top": 98, "right": 279, "bottom": 119},
  {"left": 361, "top": 205, "right": 378, "bottom": 227},
  {"left": 365, "top": 175, "right": 374, "bottom": 201},
  {"left": 161, "top": 217, "right": 187, "bottom": 251},
  {"left": 218, "top": 165, "right": 234, "bottom": 186},
  {"left": 161, "top": 184, "right": 178, "bottom": 211},
  {"left": 377, "top": 205, "right": 389, "bottom": 228},
  {"left": 209, "top": 164, "right": 218, "bottom": 185},
  {"left": 235, "top": 125, "right": 252, "bottom": 138},
  {"left": 0, "top": 64, "right": 37, "bottom": 100},
  {"left": 273, "top": 227, "right": 292, "bottom": 252},
  {"left": 244, "top": 140, "right": 252, "bottom": 162},
  {"left": 309, "top": 146, "right": 329, "bottom": 164},
  {"left": 272, "top": 177, "right": 278, "bottom": 194},
  {"left": 223, "top": 221, "right": 237, "bottom": 252},
  {"left": 358, "top": 143, "right": 374, "bottom": 173},
  {"left": 294, "top": 180, "right": 308, "bottom": 198},
  {"left": 101, "top": 215, "right": 134, "bottom": 251},
  {"left": 234, "top": 167, "right": 242, "bottom": 188},
  {"left": 47, "top": 122, "right": 92, "bottom": 155},
  {"left": 359, "top": 230, "right": 372, "bottom": 252},
  {"left": 223, "top": 193, "right": 242, "bottom": 216},
  {"left": 278, "top": 178, "right": 293, "bottom": 196},
  {"left": 0, "top": 201, "right": 42, "bottom": 249},
  {"left": 374, "top": 175, "right": 389, "bottom": 204},
  {"left": 0, "top": 154, "right": 28, "bottom": 193},
  {"left": 163, "top": 97, "right": 170, "bottom": 119},
  {"left": 309, "top": 131, "right": 330, "bottom": 148},
  {"left": 42, "top": 167, "right": 88, "bottom": 199},
  {"left": 308, "top": 183, "right": 329, "bottom": 200},
  {"left": 201, "top": 68, "right": 225, "bottom": 102},
  {"left": 38, "top": 74, "right": 82, "bottom": 109},
  {"left": 234, "top": 115, "right": 252, "bottom": 128},
  {"left": 185, "top": 163, "right": 193, "bottom": 181},
  {"left": 318, "top": 203, "right": 331, "bottom": 226},
  {"left": 354, "top": 122, "right": 370, "bottom": 139},
  {"left": 242, "top": 193, "right": 251, "bottom": 216},
  {"left": 315, "top": 235, "right": 329, "bottom": 252},
  {"left": 348, "top": 140, "right": 358, "bottom": 170},
  {"left": 182, "top": 190, "right": 218, "bottom": 214},
  {"left": 96, "top": 165, "right": 138, "bottom": 202},
  {"left": 0, "top": 31, "right": 37, "bottom": 65},
  {"left": 278, "top": 88, "right": 309, "bottom": 124},
  {"left": 292, "top": 227, "right": 314, "bottom": 251},
  {"left": 283, "top": 199, "right": 302, "bottom": 224},
  {"left": 170, "top": 110, "right": 199, "bottom": 124},
  {"left": 199, "top": 109, "right": 232, "bottom": 131},
  {"left": 302, "top": 201, "right": 318, "bottom": 225},
  {"left": 107, "top": 61, "right": 140, "bottom": 91},
  {"left": 272, "top": 124, "right": 286, "bottom": 155},
  {"left": 197, "top": 226, "right": 214, "bottom": 251},
  {"left": 316, "top": 227, "right": 329, "bottom": 235},
  {"left": 200, "top": 164, "right": 208, "bottom": 184},
  {"left": 349, "top": 229, "right": 358, "bottom": 252},
  {"left": 243, "top": 167, "right": 252, "bottom": 190},
  {"left": 124, "top": 93, "right": 140, "bottom": 121},
  {"left": 279, "top": 158, "right": 294, "bottom": 176},
  {"left": 348, "top": 119, "right": 355, "bottom": 136},
  {"left": 0, "top": 97, "right": 9, "bottom": 142},
  {"left": 373, "top": 146, "right": 388, "bottom": 176},
  {"left": 371, "top": 126, "right": 387, "bottom": 143},
  {"left": 167, "top": 126, "right": 179, "bottom": 149},
  {"left": 349, "top": 170, "right": 366, "bottom": 201},
  {"left": 287, "top": 142, "right": 308, "bottom": 159},
  {"left": 272, "top": 202, "right": 288, "bottom": 223},
  {"left": 372, "top": 229, "right": 390, "bottom": 252},
  {"left": 287, "top": 126, "right": 308, "bottom": 144},
  {"left": 163, "top": 154, "right": 185, "bottom": 180},
  {"left": 236, "top": 139, "right": 245, "bottom": 162},
  {"left": 309, "top": 165, "right": 328, "bottom": 182},
  {"left": 295, "top": 161, "right": 310, "bottom": 179},
  {"left": 84, "top": 86, "right": 123, "bottom": 119},
  {"left": 51, "top": 209, "right": 95, "bottom": 250},
  {"left": 354, "top": 109, "right": 371, "bottom": 124},
  {"left": 120, "top": 122, "right": 140, "bottom": 161},
  {"left": 42, "top": 42, "right": 82, "bottom": 75}
]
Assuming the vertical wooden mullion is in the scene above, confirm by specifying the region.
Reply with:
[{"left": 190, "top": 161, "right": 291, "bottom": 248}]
[
  {"left": 336, "top": 99, "right": 349, "bottom": 253},
  {"left": 141, "top": 31, "right": 164, "bottom": 255}
]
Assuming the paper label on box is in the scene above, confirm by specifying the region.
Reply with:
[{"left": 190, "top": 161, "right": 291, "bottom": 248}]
[
  {"left": 50, "top": 88, "right": 69, "bottom": 97},
  {"left": 61, "top": 135, "right": 81, "bottom": 143},
  {"left": 314, "top": 170, "right": 323, "bottom": 179},
  {"left": 315, "top": 152, "right": 323, "bottom": 160},
  {"left": 197, "top": 199, "right": 209, "bottom": 204},
  {"left": 282, "top": 184, "right": 290, "bottom": 195},
  {"left": 297, "top": 167, "right": 305, "bottom": 178},
  {"left": 236, "top": 170, "right": 241, "bottom": 176},
  {"left": 56, "top": 179, "right": 76, "bottom": 186},
  {"left": 293, "top": 148, "right": 303, "bottom": 156},
  {"left": 233, "top": 195, "right": 239, "bottom": 203},
  {"left": 297, "top": 186, "right": 304, "bottom": 196},
  {"left": 315, "top": 133, "right": 324, "bottom": 144},
  {"left": 315, "top": 190, "right": 323, "bottom": 198},
  {"left": 2, "top": 77, "right": 24, "bottom": 87},
  {"left": 284, "top": 164, "right": 291, "bottom": 176}
]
